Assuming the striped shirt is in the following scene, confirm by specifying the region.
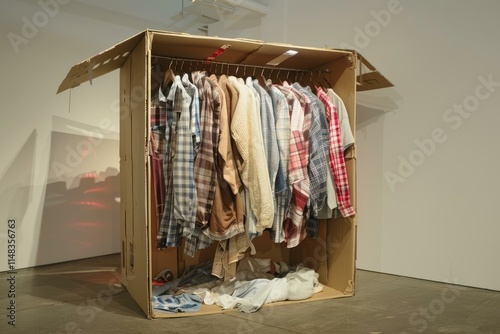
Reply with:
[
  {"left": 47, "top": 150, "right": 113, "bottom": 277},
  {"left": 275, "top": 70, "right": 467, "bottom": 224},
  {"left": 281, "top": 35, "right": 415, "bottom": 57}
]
[
  {"left": 266, "top": 81, "right": 291, "bottom": 243},
  {"left": 253, "top": 79, "right": 279, "bottom": 196}
]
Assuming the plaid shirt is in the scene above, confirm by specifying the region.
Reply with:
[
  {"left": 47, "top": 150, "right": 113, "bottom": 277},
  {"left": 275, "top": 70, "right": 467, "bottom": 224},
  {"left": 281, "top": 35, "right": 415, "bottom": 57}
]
[
  {"left": 192, "top": 72, "right": 219, "bottom": 227},
  {"left": 157, "top": 80, "right": 183, "bottom": 248},
  {"left": 212, "top": 232, "right": 251, "bottom": 280},
  {"left": 266, "top": 82, "right": 291, "bottom": 243},
  {"left": 293, "top": 84, "right": 329, "bottom": 218},
  {"left": 253, "top": 80, "right": 279, "bottom": 196},
  {"left": 171, "top": 76, "right": 197, "bottom": 239},
  {"left": 327, "top": 88, "right": 355, "bottom": 150},
  {"left": 184, "top": 225, "right": 213, "bottom": 258},
  {"left": 181, "top": 72, "right": 222, "bottom": 257},
  {"left": 317, "top": 87, "right": 355, "bottom": 217},
  {"left": 276, "top": 82, "right": 311, "bottom": 248}
]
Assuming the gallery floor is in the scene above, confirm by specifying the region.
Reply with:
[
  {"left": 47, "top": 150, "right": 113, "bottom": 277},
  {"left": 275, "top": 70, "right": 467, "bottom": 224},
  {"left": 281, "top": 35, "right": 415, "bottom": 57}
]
[{"left": 1, "top": 254, "right": 499, "bottom": 333}]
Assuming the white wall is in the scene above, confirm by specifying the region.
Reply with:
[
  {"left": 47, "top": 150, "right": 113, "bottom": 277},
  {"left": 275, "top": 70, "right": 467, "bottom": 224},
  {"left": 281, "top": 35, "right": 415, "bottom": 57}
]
[{"left": 1, "top": 0, "right": 499, "bottom": 291}]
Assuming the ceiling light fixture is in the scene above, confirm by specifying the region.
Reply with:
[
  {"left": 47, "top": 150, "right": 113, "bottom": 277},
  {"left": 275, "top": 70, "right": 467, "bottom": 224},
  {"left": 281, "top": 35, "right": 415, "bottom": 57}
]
[{"left": 266, "top": 50, "right": 299, "bottom": 66}]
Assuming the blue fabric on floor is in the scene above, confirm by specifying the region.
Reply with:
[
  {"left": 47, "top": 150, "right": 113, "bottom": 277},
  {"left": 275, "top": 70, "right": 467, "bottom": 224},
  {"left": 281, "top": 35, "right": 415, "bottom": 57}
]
[{"left": 152, "top": 294, "right": 203, "bottom": 313}]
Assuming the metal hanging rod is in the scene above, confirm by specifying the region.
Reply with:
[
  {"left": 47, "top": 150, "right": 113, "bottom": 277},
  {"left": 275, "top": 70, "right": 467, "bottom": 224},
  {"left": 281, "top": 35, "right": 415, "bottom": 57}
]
[{"left": 151, "top": 55, "right": 329, "bottom": 75}]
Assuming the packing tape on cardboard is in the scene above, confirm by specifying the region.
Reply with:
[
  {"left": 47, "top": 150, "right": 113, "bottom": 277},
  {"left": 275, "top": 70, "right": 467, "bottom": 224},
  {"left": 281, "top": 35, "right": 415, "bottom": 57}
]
[{"left": 206, "top": 44, "right": 231, "bottom": 63}]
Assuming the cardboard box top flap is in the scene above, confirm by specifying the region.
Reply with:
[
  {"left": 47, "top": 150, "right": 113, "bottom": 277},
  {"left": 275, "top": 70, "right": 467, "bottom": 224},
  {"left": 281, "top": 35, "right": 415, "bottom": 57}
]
[
  {"left": 355, "top": 51, "right": 394, "bottom": 91},
  {"left": 57, "top": 31, "right": 146, "bottom": 94},
  {"left": 357, "top": 70, "right": 393, "bottom": 91},
  {"left": 57, "top": 29, "right": 393, "bottom": 94}
]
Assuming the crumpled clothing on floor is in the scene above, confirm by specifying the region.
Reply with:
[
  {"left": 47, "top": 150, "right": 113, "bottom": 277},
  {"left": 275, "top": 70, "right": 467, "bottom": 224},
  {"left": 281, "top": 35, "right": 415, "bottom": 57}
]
[
  {"left": 153, "top": 260, "right": 219, "bottom": 297},
  {"left": 152, "top": 294, "right": 203, "bottom": 313},
  {"left": 182, "top": 263, "right": 323, "bottom": 313}
]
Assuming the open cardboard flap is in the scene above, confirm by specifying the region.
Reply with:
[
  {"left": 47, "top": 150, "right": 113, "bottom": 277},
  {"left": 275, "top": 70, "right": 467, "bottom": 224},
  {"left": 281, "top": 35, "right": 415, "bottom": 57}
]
[{"left": 58, "top": 30, "right": 393, "bottom": 95}]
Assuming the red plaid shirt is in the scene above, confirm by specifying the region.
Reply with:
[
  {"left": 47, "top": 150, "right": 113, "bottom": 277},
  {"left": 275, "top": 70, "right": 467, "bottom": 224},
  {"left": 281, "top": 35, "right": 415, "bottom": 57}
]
[
  {"left": 317, "top": 87, "right": 355, "bottom": 217},
  {"left": 277, "top": 82, "right": 311, "bottom": 248}
]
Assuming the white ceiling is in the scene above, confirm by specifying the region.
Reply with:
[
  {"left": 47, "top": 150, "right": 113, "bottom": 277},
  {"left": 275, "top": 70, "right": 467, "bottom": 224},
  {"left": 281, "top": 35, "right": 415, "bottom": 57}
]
[{"left": 61, "top": 0, "right": 269, "bottom": 35}]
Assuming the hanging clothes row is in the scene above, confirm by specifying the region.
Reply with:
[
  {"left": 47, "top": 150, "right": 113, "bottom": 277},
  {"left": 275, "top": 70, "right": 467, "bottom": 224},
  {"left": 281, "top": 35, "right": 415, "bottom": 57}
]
[{"left": 149, "top": 63, "right": 355, "bottom": 280}]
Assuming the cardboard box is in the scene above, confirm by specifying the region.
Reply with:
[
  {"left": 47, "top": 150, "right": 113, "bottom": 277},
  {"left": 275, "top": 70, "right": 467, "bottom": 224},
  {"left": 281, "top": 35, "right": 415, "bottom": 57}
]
[{"left": 58, "top": 29, "right": 392, "bottom": 319}]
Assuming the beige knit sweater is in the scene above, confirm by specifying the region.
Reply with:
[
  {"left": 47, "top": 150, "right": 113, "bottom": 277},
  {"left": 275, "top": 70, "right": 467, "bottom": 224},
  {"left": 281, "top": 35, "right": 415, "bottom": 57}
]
[{"left": 228, "top": 76, "right": 274, "bottom": 232}]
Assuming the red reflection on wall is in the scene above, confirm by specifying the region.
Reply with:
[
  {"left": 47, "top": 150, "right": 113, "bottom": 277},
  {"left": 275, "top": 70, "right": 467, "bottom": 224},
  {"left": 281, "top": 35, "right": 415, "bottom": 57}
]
[
  {"left": 38, "top": 171, "right": 120, "bottom": 263},
  {"left": 37, "top": 130, "right": 120, "bottom": 266},
  {"left": 72, "top": 200, "right": 108, "bottom": 209},
  {"left": 72, "top": 221, "right": 102, "bottom": 228}
]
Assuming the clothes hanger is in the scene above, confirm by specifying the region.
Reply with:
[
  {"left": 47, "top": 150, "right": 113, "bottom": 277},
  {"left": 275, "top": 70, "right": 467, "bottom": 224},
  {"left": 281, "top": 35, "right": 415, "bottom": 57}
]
[
  {"left": 267, "top": 68, "right": 274, "bottom": 84},
  {"left": 208, "top": 61, "right": 213, "bottom": 76},
  {"left": 275, "top": 69, "right": 282, "bottom": 85},
  {"left": 258, "top": 67, "right": 267, "bottom": 87},
  {"left": 314, "top": 70, "right": 325, "bottom": 91},
  {"left": 163, "top": 59, "right": 175, "bottom": 87},
  {"left": 209, "top": 62, "right": 219, "bottom": 81},
  {"left": 323, "top": 75, "right": 332, "bottom": 89}
]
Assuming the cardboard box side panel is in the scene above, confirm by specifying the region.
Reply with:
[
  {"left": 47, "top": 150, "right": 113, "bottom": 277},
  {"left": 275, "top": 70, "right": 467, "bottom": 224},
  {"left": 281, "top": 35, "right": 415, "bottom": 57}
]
[
  {"left": 120, "top": 36, "right": 150, "bottom": 318},
  {"left": 177, "top": 241, "right": 218, "bottom": 276},
  {"left": 174, "top": 234, "right": 292, "bottom": 285},
  {"left": 289, "top": 222, "right": 329, "bottom": 285},
  {"left": 120, "top": 56, "right": 132, "bottom": 285},
  {"left": 121, "top": 58, "right": 135, "bottom": 281},
  {"left": 309, "top": 55, "right": 356, "bottom": 293},
  {"left": 251, "top": 232, "right": 291, "bottom": 265},
  {"left": 328, "top": 216, "right": 356, "bottom": 295},
  {"left": 145, "top": 39, "right": 153, "bottom": 317},
  {"left": 121, "top": 54, "right": 143, "bottom": 301}
]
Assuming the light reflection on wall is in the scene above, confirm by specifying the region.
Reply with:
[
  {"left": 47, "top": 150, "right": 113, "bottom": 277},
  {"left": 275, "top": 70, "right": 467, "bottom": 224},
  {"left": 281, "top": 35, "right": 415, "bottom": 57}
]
[{"left": 36, "top": 128, "right": 120, "bottom": 266}]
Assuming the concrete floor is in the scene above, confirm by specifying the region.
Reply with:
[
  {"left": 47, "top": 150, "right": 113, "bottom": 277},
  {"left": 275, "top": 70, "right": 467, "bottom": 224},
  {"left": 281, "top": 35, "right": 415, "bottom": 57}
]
[{"left": 1, "top": 254, "right": 499, "bottom": 334}]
